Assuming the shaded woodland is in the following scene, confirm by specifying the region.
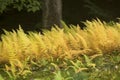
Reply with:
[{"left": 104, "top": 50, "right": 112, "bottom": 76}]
[{"left": 0, "top": 0, "right": 120, "bottom": 33}]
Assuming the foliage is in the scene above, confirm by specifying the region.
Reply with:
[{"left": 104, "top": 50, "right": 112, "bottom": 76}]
[
  {"left": 0, "top": 0, "right": 41, "bottom": 13},
  {"left": 0, "top": 75, "right": 4, "bottom": 80},
  {"left": 84, "top": 0, "right": 112, "bottom": 19},
  {"left": 25, "top": 53, "right": 120, "bottom": 80},
  {"left": 0, "top": 19, "right": 120, "bottom": 79}
]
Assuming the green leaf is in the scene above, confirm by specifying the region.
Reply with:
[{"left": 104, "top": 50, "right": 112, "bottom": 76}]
[
  {"left": 54, "top": 71, "right": 63, "bottom": 80},
  {"left": 0, "top": 75, "right": 4, "bottom": 80}
]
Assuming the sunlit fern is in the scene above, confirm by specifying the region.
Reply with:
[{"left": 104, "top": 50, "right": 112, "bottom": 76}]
[{"left": 1, "top": 19, "right": 120, "bottom": 78}]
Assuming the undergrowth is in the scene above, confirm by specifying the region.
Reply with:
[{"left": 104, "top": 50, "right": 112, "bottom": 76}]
[{"left": 0, "top": 19, "right": 120, "bottom": 79}]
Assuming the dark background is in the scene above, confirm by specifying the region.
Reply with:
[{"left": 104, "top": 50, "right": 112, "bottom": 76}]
[{"left": 0, "top": 0, "right": 120, "bottom": 33}]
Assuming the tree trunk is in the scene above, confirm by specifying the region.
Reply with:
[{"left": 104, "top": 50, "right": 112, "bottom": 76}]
[{"left": 42, "top": 0, "right": 62, "bottom": 30}]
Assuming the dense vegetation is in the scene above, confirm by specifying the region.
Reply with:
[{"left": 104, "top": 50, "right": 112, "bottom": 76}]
[
  {"left": 0, "top": 0, "right": 120, "bottom": 80},
  {"left": 0, "top": 0, "right": 41, "bottom": 13},
  {"left": 0, "top": 19, "right": 120, "bottom": 80}
]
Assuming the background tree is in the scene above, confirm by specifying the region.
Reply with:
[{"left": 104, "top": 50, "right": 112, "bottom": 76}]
[
  {"left": 0, "top": 0, "right": 62, "bottom": 30},
  {"left": 0, "top": 0, "right": 41, "bottom": 13},
  {"left": 0, "top": 0, "right": 120, "bottom": 32},
  {"left": 42, "top": 0, "right": 62, "bottom": 29}
]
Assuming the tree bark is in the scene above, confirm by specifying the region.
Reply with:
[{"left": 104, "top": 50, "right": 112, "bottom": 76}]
[{"left": 42, "top": 0, "right": 62, "bottom": 30}]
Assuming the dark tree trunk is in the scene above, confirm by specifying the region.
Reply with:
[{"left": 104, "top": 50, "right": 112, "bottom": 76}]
[{"left": 42, "top": 0, "right": 62, "bottom": 30}]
